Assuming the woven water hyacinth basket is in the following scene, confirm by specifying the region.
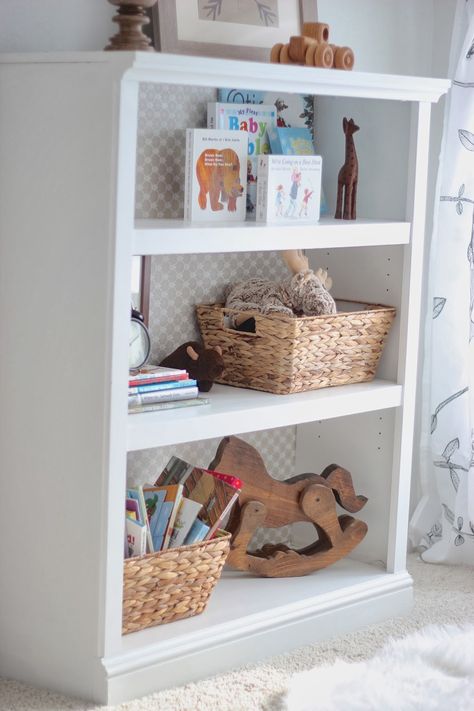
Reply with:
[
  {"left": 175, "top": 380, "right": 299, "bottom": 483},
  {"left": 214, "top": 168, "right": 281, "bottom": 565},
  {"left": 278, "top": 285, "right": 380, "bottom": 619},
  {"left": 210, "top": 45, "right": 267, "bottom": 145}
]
[
  {"left": 196, "top": 300, "right": 396, "bottom": 395},
  {"left": 122, "top": 531, "right": 231, "bottom": 634}
]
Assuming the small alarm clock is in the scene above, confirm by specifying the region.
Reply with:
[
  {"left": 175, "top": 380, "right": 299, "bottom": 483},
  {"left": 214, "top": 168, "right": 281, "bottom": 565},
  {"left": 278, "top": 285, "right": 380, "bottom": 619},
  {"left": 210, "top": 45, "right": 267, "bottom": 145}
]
[{"left": 129, "top": 307, "right": 151, "bottom": 371}]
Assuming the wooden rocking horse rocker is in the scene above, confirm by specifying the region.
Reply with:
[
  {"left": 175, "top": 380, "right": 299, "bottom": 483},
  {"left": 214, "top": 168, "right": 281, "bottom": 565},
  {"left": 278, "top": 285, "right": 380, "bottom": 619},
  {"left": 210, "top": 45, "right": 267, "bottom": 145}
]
[{"left": 210, "top": 436, "right": 368, "bottom": 578}]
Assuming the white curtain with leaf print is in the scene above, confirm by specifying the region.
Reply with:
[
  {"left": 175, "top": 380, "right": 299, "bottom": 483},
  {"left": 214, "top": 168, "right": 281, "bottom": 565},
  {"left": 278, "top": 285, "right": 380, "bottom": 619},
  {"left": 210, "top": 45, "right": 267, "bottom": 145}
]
[{"left": 410, "top": 0, "right": 474, "bottom": 563}]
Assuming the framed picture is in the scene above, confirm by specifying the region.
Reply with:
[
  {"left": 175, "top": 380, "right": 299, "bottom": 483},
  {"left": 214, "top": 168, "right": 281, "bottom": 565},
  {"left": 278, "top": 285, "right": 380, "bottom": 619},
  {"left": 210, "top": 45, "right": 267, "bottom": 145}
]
[{"left": 152, "top": 0, "right": 318, "bottom": 62}]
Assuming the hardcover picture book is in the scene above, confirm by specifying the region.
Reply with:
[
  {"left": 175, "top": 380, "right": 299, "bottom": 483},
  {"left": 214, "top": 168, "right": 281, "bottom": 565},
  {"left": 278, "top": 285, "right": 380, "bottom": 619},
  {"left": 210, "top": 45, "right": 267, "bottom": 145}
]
[
  {"left": 142, "top": 484, "right": 183, "bottom": 551},
  {"left": 168, "top": 497, "right": 203, "bottom": 548},
  {"left": 129, "top": 365, "right": 188, "bottom": 387},
  {"left": 128, "top": 385, "right": 199, "bottom": 408},
  {"left": 256, "top": 155, "right": 322, "bottom": 224},
  {"left": 156, "top": 456, "right": 242, "bottom": 540},
  {"left": 208, "top": 102, "right": 276, "bottom": 219},
  {"left": 184, "top": 129, "right": 248, "bottom": 222},
  {"left": 207, "top": 103, "right": 275, "bottom": 156},
  {"left": 267, "top": 126, "right": 315, "bottom": 156},
  {"left": 217, "top": 88, "right": 315, "bottom": 134},
  {"left": 125, "top": 518, "right": 147, "bottom": 558}
]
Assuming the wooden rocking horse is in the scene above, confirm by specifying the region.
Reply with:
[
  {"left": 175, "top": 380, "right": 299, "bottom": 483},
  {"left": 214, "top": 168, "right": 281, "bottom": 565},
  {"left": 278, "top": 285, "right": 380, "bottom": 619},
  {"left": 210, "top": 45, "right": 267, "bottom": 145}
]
[{"left": 209, "top": 436, "right": 368, "bottom": 578}]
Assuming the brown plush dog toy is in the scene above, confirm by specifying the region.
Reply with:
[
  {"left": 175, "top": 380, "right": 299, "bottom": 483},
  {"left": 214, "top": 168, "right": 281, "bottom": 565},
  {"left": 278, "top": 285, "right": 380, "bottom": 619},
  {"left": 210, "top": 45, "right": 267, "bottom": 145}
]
[{"left": 159, "top": 341, "right": 225, "bottom": 392}]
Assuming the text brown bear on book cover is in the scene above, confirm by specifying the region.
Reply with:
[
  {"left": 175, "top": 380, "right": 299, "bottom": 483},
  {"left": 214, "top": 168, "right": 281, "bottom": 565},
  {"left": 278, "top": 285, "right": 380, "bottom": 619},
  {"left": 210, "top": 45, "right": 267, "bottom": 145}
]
[{"left": 155, "top": 455, "right": 242, "bottom": 539}]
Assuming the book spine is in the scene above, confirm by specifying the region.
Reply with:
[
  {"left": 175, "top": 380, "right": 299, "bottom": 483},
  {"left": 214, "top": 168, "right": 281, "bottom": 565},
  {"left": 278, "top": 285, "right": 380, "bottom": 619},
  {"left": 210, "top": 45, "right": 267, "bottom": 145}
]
[
  {"left": 137, "top": 485, "right": 154, "bottom": 553},
  {"left": 128, "top": 372, "right": 188, "bottom": 386},
  {"left": 184, "top": 128, "right": 193, "bottom": 221},
  {"left": 128, "top": 379, "right": 196, "bottom": 395},
  {"left": 205, "top": 490, "right": 241, "bottom": 540},
  {"left": 256, "top": 156, "right": 269, "bottom": 222},
  {"left": 128, "top": 397, "right": 209, "bottom": 414},
  {"left": 161, "top": 486, "right": 183, "bottom": 550},
  {"left": 207, "top": 103, "right": 217, "bottom": 129},
  {"left": 128, "top": 386, "right": 198, "bottom": 408}
]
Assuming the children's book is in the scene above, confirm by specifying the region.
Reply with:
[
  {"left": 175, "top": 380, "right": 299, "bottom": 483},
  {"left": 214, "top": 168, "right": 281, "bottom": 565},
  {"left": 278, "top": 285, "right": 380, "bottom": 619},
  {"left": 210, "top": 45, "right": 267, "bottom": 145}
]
[
  {"left": 128, "top": 386, "right": 198, "bottom": 409},
  {"left": 207, "top": 103, "right": 275, "bottom": 157},
  {"left": 183, "top": 519, "right": 210, "bottom": 546},
  {"left": 142, "top": 486, "right": 167, "bottom": 552},
  {"left": 125, "top": 518, "right": 147, "bottom": 558},
  {"left": 128, "top": 397, "right": 210, "bottom": 415},
  {"left": 256, "top": 155, "right": 322, "bottom": 224},
  {"left": 267, "top": 126, "right": 315, "bottom": 156},
  {"left": 217, "top": 89, "right": 315, "bottom": 134},
  {"left": 184, "top": 129, "right": 248, "bottom": 222},
  {"left": 155, "top": 456, "right": 242, "bottom": 540},
  {"left": 143, "top": 484, "right": 184, "bottom": 552},
  {"left": 168, "top": 497, "right": 203, "bottom": 548},
  {"left": 207, "top": 102, "right": 276, "bottom": 220},
  {"left": 126, "top": 497, "right": 141, "bottom": 521},
  {"left": 129, "top": 365, "right": 188, "bottom": 387},
  {"left": 216, "top": 89, "right": 329, "bottom": 215},
  {"left": 128, "top": 379, "right": 197, "bottom": 395},
  {"left": 127, "top": 485, "right": 153, "bottom": 552}
]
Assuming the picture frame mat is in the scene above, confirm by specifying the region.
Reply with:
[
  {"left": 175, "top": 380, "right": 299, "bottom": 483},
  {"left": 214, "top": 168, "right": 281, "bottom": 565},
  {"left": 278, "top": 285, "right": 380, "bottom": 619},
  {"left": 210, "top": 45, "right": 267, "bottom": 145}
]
[{"left": 153, "top": 0, "right": 318, "bottom": 62}]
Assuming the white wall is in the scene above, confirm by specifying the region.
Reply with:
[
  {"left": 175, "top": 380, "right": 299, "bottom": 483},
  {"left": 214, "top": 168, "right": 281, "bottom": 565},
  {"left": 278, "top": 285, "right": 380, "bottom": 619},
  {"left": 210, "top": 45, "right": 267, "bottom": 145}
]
[
  {"left": 318, "top": 0, "right": 434, "bottom": 76},
  {"left": 0, "top": 0, "right": 113, "bottom": 52},
  {"left": 0, "top": 0, "right": 455, "bottom": 75}
]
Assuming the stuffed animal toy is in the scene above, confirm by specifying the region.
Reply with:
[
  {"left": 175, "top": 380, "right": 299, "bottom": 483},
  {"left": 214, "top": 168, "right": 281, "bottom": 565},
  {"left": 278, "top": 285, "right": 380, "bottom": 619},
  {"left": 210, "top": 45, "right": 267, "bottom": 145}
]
[
  {"left": 225, "top": 250, "right": 336, "bottom": 326},
  {"left": 159, "top": 341, "right": 225, "bottom": 392}
]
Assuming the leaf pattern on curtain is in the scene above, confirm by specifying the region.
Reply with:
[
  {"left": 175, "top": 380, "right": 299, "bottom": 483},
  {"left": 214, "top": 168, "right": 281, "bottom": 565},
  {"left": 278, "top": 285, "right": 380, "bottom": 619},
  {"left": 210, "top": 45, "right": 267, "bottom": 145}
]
[
  {"left": 410, "top": 0, "right": 474, "bottom": 564},
  {"left": 469, "top": 220, "right": 474, "bottom": 339}
]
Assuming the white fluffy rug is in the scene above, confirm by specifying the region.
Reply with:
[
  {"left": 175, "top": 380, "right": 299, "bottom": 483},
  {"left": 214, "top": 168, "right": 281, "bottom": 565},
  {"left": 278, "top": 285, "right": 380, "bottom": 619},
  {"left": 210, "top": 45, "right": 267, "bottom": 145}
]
[{"left": 284, "top": 624, "right": 474, "bottom": 711}]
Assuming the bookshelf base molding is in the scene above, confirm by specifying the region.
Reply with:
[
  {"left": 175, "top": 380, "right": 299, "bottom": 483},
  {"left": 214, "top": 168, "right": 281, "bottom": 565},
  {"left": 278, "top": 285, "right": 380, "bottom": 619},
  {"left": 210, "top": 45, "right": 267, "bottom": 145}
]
[{"left": 102, "top": 566, "right": 412, "bottom": 705}]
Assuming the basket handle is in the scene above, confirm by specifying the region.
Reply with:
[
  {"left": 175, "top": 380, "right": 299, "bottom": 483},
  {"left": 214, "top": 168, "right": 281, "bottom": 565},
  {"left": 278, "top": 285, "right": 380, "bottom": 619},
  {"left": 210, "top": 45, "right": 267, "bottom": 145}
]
[{"left": 219, "top": 307, "right": 262, "bottom": 337}]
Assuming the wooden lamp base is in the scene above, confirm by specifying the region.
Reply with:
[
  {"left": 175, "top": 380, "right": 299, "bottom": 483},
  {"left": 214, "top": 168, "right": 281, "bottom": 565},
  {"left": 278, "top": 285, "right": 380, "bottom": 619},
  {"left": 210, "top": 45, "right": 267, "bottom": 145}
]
[{"left": 105, "top": 0, "right": 157, "bottom": 52}]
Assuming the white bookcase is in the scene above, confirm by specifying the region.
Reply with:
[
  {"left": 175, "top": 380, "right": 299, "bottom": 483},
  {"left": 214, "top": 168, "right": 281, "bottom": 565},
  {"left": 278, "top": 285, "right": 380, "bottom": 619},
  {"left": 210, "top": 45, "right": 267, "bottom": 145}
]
[{"left": 0, "top": 52, "right": 449, "bottom": 705}]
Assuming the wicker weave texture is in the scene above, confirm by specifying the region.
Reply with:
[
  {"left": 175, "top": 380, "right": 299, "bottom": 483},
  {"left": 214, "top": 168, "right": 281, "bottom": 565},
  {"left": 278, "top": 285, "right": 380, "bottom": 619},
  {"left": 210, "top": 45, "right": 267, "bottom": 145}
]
[
  {"left": 122, "top": 532, "right": 231, "bottom": 634},
  {"left": 197, "top": 301, "right": 396, "bottom": 395}
]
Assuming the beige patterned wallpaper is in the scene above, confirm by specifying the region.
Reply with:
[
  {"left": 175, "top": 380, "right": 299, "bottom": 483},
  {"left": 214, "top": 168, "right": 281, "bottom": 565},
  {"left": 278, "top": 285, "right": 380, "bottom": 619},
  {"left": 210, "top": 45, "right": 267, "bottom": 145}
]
[{"left": 131, "top": 81, "right": 299, "bottom": 548}]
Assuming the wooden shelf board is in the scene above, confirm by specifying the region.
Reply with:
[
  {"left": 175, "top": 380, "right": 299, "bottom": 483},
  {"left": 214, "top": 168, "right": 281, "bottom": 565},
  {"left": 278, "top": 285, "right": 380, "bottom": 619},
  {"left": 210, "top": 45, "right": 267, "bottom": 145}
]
[
  {"left": 126, "top": 380, "right": 402, "bottom": 451},
  {"left": 132, "top": 217, "right": 410, "bottom": 256}
]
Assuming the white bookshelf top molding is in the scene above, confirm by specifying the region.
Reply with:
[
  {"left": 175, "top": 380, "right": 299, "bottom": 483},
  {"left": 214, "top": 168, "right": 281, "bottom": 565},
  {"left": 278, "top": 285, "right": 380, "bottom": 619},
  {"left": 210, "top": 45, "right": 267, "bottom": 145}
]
[
  {"left": 133, "top": 218, "right": 410, "bottom": 255},
  {"left": 127, "top": 380, "right": 402, "bottom": 451},
  {"left": 0, "top": 52, "right": 450, "bottom": 103}
]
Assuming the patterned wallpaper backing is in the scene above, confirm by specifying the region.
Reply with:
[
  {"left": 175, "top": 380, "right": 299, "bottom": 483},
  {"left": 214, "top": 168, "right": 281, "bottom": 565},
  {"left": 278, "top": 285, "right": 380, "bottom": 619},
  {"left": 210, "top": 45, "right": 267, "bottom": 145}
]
[{"left": 131, "top": 81, "right": 298, "bottom": 547}]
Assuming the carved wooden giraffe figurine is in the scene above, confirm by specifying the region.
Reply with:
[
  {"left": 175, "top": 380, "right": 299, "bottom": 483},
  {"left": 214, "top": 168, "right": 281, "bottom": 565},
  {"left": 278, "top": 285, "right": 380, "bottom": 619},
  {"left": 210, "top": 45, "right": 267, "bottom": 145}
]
[{"left": 335, "top": 117, "right": 359, "bottom": 220}]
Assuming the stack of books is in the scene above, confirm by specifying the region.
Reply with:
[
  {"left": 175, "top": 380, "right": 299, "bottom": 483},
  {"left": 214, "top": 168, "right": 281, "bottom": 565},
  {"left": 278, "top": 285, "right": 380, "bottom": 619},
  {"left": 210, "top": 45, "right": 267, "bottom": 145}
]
[
  {"left": 124, "top": 455, "right": 242, "bottom": 559},
  {"left": 128, "top": 365, "right": 209, "bottom": 414}
]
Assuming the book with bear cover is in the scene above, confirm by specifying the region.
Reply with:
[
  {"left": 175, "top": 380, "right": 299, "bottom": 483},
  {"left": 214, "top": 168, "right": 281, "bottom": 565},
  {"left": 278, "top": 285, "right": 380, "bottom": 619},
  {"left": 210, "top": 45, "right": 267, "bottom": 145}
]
[
  {"left": 256, "top": 154, "right": 322, "bottom": 224},
  {"left": 207, "top": 103, "right": 276, "bottom": 219},
  {"left": 184, "top": 129, "right": 248, "bottom": 222}
]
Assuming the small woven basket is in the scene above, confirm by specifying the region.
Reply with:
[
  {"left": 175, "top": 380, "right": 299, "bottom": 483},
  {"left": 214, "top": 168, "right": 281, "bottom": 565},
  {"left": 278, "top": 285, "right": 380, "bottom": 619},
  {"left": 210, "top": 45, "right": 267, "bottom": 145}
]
[
  {"left": 122, "top": 531, "right": 231, "bottom": 634},
  {"left": 196, "top": 300, "right": 396, "bottom": 395}
]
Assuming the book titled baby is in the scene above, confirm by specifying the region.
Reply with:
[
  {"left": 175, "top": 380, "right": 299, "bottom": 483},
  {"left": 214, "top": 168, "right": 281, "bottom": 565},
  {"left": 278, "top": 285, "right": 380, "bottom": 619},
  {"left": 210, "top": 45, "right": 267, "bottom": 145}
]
[
  {"left": 208, "top": 102, "right": 276, "bottom": 220},
  {"left": 256, "top": 154, "right": 322, "bottom": 224},
  {"left": 184, "top": 129, "right": 248, "bottom": 222}
]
